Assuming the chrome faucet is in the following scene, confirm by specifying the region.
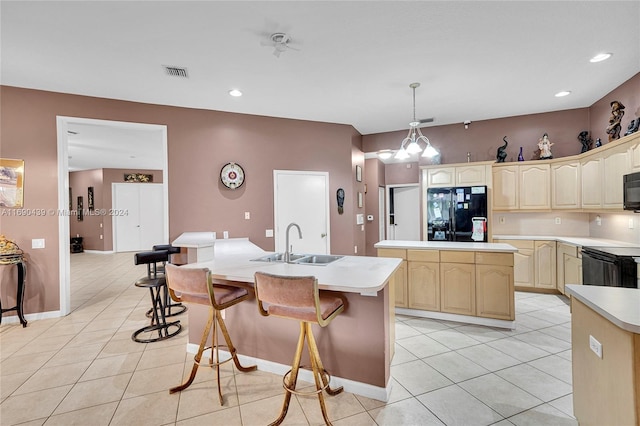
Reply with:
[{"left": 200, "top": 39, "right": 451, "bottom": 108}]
[{"left": 284, "top": 222, "right": 302, "bottom": 263}]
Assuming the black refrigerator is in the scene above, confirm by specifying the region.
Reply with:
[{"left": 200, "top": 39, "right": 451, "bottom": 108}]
[{"left": 426, "top": 186, "right": 488, "bottom": 242}]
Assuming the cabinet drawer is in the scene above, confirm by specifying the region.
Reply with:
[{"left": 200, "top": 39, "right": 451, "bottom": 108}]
[
  {"left": 377, "top": 248, "right": 407, "bottom": 260},
  {"left": 440, "top": 251, "right": 475, "bottom": 264},
  {"left": 407, "top": 250, "right": 439, "bottom": 262},
  {"left": 476, "top": 252, "right": 513, "bottom": 267}
]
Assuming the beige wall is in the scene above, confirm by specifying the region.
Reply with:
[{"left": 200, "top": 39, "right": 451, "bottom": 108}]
[{"left": 0, "top": 86, "right": 362, "bottom": 317}]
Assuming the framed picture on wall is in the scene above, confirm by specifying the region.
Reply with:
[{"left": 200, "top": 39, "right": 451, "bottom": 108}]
[
  {"left": 0, "top": 158, "right": 25, "bottom": 208},
  {"left": 88, "top": 187, "right": 94, "bottom": 210},
  {"left": 77, "top": 196, "right": 83, "bottom": 221},
  {"left": 356, "top": 165, "right": 362, "bottom": 182}
]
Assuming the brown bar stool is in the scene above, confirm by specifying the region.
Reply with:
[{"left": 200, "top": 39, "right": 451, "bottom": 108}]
[
  {"left": 165, "top": 264, "right": 257, "bottom": 405},
  {"left": 254, "top": 271, "right": 345, "bottom": 426}
]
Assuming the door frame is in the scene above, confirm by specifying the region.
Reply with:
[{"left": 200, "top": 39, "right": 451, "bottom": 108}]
[
  {"left": 56, "top": 116, "right": 168, "bottom": 316},
  {"left": 273, "top": 170, "right": 330, "bottom": 254},
  {"left": 385, "top": 183, "right": 421, "bottom": 241}
]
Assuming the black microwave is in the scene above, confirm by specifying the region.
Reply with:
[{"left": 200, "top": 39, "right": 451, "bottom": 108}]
[{"left": 623, "top": 171, "right": 640, "bottom": 211}]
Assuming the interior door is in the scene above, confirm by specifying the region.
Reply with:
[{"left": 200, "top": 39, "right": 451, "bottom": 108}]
[
  {"left": 274, "top": 171, "right": 329, "bottom": 254},
  {"left": 113, "top": 183, "right": 164, "bottom": 252},
  {"left": 389, "top": 185, "right": 421, "bottom": 241}
]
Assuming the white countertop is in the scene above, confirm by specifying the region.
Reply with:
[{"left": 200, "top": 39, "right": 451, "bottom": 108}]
[
  {"left": 565, "top": 285, "right": 640, "bottom": 334},
  {"left": 172, "top": 231, "right": 217, "bottom": 248},
  {"left": 493, "top": 235, "right": 638, "bottom": 248},
  {"left": 184, "top": 239, "right": 402, "bottom": 295},
  {"left": 374, "top": 240, "right": 517, "bottom": 252}
]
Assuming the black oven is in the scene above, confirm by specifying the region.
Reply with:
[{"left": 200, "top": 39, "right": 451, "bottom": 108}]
[{"left": 581, "top": 246, "right": 639, "bottom": 288}]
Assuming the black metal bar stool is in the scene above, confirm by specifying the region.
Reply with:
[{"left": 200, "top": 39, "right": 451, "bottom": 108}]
[
  {"left": 165, "top": 264, "right": 256, "bottom": 405},
  {"left": 131, "top": 250, "right": 182, "bottom": 343},
  {"left": 151, "top": 244, "right": 187, "bottom": 317},
  {"left": 254, "top": 271, "right": 345, "bottom": 426}
]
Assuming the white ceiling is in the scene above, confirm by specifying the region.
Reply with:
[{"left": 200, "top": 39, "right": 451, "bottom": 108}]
[{"left": 2, "top": 1, "right": 639, "bottom": 170}]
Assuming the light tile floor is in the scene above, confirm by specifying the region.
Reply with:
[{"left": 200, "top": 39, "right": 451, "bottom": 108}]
[{"left": 0, "top": 252, "right": 578, "bottom": 425}]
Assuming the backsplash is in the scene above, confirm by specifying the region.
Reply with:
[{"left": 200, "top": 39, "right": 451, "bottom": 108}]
[
  {"left": 491, "top": 212, "right": 590, "bottom": 237},
  {"left": 588, "top": 213, "right": 640, "bottom": 245}
]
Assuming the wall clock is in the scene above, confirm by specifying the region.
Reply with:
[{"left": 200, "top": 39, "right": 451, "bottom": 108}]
[{"left": 220, "top": 162, "right": 245, "bottom": 189}]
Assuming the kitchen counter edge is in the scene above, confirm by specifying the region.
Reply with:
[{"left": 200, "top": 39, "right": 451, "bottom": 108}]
[{"left": 565, "top": 284, "right": 640, "bottom": 334}]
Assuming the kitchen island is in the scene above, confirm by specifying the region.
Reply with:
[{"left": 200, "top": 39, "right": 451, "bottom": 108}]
[
  {"left": 375, "top": 240, "right": 518, "bottom": 328},
  {"left": 182, "top": 238, "right": 402, "bottom": 401},
  {"left": 565, "top": 284, "right": 640, "bottom": 426}
]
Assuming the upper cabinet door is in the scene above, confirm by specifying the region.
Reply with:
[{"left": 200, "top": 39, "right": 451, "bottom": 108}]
[
  {"left": 492, "top": 165, "right": 518, "bottom": 210},
  {"left": 456, "top": 165, "right": 487, "bottom": 187},
  {"left": 519, "top": 164, "right": 550, "bottom": 210},
  {"left": 551, "top": 161, "right": 581, "bottom": 209},
  {"left": 602, "top": 145, "right": 630, "bottom": 209},
  {"left": 581, "top": 157, "right": 602, "bottom": 209},
  {"left": 427, "top": 167, "right": 455, "bottom": 188}
]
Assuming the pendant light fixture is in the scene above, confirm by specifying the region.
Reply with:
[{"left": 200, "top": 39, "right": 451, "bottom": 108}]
[{"left": 394, "top": 82, "right": 438, "bottom": 160}]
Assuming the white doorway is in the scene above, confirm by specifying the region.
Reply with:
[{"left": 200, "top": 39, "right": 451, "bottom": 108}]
[
  {"left": 56, "top": 116, "right": 168, "bottom": 316},
  {"left": 274, "top": 170, "right": 330, "bottom": 254},
  {"left": 113, "top": 183, "right": 165, "bottom": 252},
  {"left": 378, "top": 186, "right": 386, "bottom": 241},
  {"left": 387, "top": 184, "right": 421, "bottom": 241}
]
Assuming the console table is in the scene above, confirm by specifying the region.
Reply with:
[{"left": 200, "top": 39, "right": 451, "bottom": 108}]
[{"left": 0, "top": 257, "right": 27, "bottom": 327}]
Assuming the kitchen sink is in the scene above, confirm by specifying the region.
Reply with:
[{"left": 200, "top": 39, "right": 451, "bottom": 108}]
[
  {"left": 250, "top": 253, "right": 305, "bottom": 263},
  {"left": 250, "top": 253, "right": 343, "bottom": 265},
  {"left": 293, "top": 254, "right": 344, "bottom": 265}
]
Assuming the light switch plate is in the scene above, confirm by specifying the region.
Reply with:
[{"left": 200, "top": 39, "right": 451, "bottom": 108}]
[
  {"left": 589, "top": 335, "right": 603, "bottom": 358},
  {"left": 32, "top": 238, "right": 45, "bottom": 249},
  {"left": 265, "top": 229, "right": 274, "bottom": 238}
]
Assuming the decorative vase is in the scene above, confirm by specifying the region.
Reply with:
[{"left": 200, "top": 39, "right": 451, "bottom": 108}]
[{"left": 518, "top": 147, "right": 524, "bottom": 161}]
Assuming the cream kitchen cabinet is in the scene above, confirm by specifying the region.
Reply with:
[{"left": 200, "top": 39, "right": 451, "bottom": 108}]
[
  {"left": 631, "top": 139, "right": 640, "bottom": 171},
  {"left": 602, "top": 144, "right": 630, "bottom": 208},
  {"left": 424, "top": 163, "right": 490, "bottom": 188},
  {"left": 535, "top": 240, "right": 557, "bottom": 289},
  {"left": 440, "top": 251, "right": 476, "bottom": 316},
  {"left": 377, "top": 248, "right": 407, "bottom": 307},
  {"left": 475, "top": 252, "right": 515, "bottom": 321},
  {"left": 519, "top": 164, "right": 551, "bottom": 210},
  {"left": 557, "top": 242, "right": 582, "bottom": 295},
  {"left": 492, "top": 165, "right": 518, "bottom": 210},
  {"left": 580, "top": 156, "right": 602, "bottom": 209},
  {"left": 495, "top": 239, "right": 556, "bottom": 291},
  {"left": 407, "top": 250, "right": 440, "bottom": 311},
  {"left": 551, "top": 160, "right": 581, "bottom": 209}
]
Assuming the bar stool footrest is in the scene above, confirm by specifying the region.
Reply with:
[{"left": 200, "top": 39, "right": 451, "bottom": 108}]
[
  {"left": 194, "top": 345, "right": 236, "bottom": 368},
  {"left": 132, "top": 320, "right": 182, "bottom": 343},
  {"left": 282, "top": 366, "right": 335, "bottom": 396}
]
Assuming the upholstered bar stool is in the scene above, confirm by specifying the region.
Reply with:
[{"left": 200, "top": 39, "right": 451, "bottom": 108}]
[
  {"left": 254, "top": 272, "right": 345, "bottom": 426},
  {"left": 131, "top": 250, "right": 182, "bottom": 343},
  {"left": 151, "top": 244, "right": 187, "bottom": 317},
  {"left": 165, "top": 264, "right": 257, "bottom": 404}
]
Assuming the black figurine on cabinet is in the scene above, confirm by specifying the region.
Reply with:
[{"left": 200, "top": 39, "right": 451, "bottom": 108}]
[
  {"left": 624, "top": 119, "right": 640, "bottom": 136},
  {"left": 578, "top": 130, "right": 592, "bottom": 153},
  {"left": 496, "top": 136, "right": 508, "bottom": 163}
]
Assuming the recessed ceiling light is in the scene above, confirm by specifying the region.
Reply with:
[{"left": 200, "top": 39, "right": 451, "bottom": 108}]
[
  {"left": 228, "top": 89, "right": 242, "bottom": 97},
  {"left": 555, "top": 91, "right": 571, "bottom": 97},
  {"left": 590, "top": 53, "right": 612, "bottom": 63}
]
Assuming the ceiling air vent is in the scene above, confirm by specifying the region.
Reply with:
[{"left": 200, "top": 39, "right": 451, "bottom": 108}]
[{"left": 162, "top": 65, "right": 189, "bottom": 78}]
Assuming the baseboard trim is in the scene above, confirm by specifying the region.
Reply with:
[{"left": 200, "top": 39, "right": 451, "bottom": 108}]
[
  {"left": 82, "top": 250, "right": 115, "bottom": 254},
  {"left": 395, "top": 308, "right": 515, "bottom": 330},
  {"left": 1, "top": 310, "right": 62, "bottom": 325},
  {"left": 185, "top": 343, "right": 391, "bottom": 402}
]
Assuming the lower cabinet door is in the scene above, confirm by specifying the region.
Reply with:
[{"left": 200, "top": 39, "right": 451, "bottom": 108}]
[
  {"left": 408, "top": 261, "right": 440, "bottom": 311},
  {"left": 476, "top": 265, "right": 514, "bottom": 320},
  {"left": 394, "top": 261, "right": 408, "bottom": 308},
  {"left": 440, "top": 263, "right": 476, "bottom": 316}
]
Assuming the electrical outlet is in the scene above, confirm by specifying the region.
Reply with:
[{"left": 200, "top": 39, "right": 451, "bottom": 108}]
[
  {"left": 99, "top": 234, "right": 103, "bottom": 240},
  {"left": 555, "top": 217, "right": 561, "bottom": 225},
  {"left": 629, "top": 218, "right": 634, "bottom": 229},
  {"left": 244, "top": 212, "right": 250, "bottom": 220},
  {"left": 223, "top": 231, "right": 229, "bottom": 239},
  {"left": 265, "top": 229, "right": 274, "bottom": 238},
  {"left": 589, "top": 335, "right": 602, "bottom": 358},
  {"left": 595, "top": 215, "right": 602, "bottom": 226},
  {"left": 31, "top": 239, "right": 45, "bottom": 249},
  {"left": 354, "top": 245, "right": 358, "bottom": 254},
  {"left": 499, "top": 216, "right": 506, "bottom": 224}
]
